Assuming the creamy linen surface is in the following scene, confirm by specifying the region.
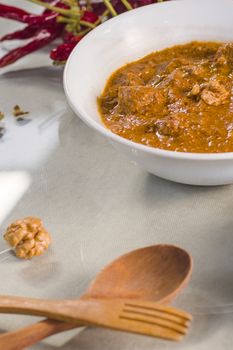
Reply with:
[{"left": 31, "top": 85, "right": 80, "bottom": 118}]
[{"left": 1, "top": 2, "right": 233, "bottom": 349}]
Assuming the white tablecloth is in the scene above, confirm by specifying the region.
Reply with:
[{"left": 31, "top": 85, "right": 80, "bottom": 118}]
[{"left": 1, "top": 1, "right": 233, "bottom": 349}]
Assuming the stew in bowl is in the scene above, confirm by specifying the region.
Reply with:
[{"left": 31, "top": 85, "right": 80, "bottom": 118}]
[{"left": 98, "top": 42, "right": 233, "bottom": 153}]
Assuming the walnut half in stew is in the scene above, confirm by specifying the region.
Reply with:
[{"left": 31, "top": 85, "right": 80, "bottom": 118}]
[{"left": 98, "top": 42, "right": 233, "bottom": 153}]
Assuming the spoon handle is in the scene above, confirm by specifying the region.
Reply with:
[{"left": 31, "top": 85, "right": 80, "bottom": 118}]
[{"left": 0, "top": 320, "right": 79, "bottom": 350}]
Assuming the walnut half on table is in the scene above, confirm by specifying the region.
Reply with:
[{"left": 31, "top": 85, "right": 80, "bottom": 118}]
[{"left": 4, "top": 217, "right": 51, "bottom": 259}]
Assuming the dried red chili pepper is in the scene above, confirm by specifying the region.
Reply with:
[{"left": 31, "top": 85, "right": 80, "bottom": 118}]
[
  {"left": 26, "top": 13, "right": 58, "bottom": 26},
  {"left": 0, "top": 27, "right": 61, "bottom": 67},
  {"left": 63, "top": 32, "right": 82, "bottom": 43},
  {"left": 0, "top": 15, "right": 60, "bottom": 42},
  {"left": 50, "top": 41, "right": 78, "bottom": 62},
  {"left": 0, "top": 0, "right": 167, "bottom": 67},
  {"left": 137, "top": 0, "right": 155, "bottom": 6},
  {"left": 0, "top": 3, "right": 31, "bottom": 23},
  {"left": 70, "top": 35, "right": 83, "bottom": 43},
  {"left": 63, "top": 31, "right": 74, "bottom": 43},
  {"left": 0, "top": 0, "right": 68, "bottom": 42},
  {"left": 0, "top": 4, "right": 60, "bottom": 26},
  {"left": 0, "top": 1, "right": 66, "bottom": 65},
  {"left": 81, "top": 11, "right": 98, "bottom": 24},
  {"left": 1, "top": 25, "right": 40, "bottom": 41},
  {"left": 0, "top": 3, "right": 50, "bottom": 24},
  {"left": 91, "top": 2, "right": 108, "bottom": 16},
  {"left": 4, "top": 1, "right": 73, "bottom": 22},
  {"left": 0, "top": 2, "right": 102, "bottom": 67}
]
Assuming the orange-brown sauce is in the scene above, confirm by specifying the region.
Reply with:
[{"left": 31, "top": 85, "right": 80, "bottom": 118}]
[{"left": 98, "top": 42, "right": 233, "bottom": 153}]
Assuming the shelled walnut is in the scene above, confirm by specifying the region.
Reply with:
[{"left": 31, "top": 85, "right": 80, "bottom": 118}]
[{"left": 4, "top": 217, "right": 51, "bottom": 259}]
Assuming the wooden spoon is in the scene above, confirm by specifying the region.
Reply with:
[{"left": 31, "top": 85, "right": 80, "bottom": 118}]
[{"left": 0, "top": 244, "right": 192, "bottom": 350}]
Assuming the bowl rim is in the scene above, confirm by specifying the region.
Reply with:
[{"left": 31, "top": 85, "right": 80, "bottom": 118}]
[{"left": 64, "top": 0, "right": 233, "bottom": 161}]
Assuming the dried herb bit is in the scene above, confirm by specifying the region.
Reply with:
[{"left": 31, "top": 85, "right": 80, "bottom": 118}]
[
  {"left": 13, "top": 105, "right": 29, "bottom": 118},
  {"left": 0, "top": 125, "right": 5, "bottom": 138},
  {"left": 0, "top": 111, "right": 5, "bottom": 138},
  {"left": 0, "top": 111, "right": 4, "bottom": 121}
]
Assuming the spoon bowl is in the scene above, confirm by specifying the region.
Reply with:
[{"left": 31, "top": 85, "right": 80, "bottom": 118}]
[{"left": 85, "top": 244, "right": 192, "bottom": 303}]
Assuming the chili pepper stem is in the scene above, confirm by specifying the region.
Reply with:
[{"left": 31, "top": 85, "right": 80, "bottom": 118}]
[
  {"left": 92, "top": 9, "right": 109, "bottom": 27},
  {"left": 57, "top": 16, "right": 78, "bottom": 23},
  {"left": 76, "top": 9, "right": 110, "bottom": 36},
  {"left": 25, "top": 0, "right": 80, "bottom": 18},
  {"left": 53, "top": 60, "right": 66, "bottom": 65},
  {"left": 80, "top": 20, "right": 95, "bottom": 28},
  {"left": 57, "top": 17, "right": 95, "bottom": 28},
  {"left": 102, "top": 0, "right": 117, "bottom": 17},
  {"left": 62, "top": 0, "right": 77, "bottom": 6},
  {"left": 120, "top": 0, "right": 133, "bottom": 10},
  {"left": 77, "top": 28, "right": 91, "bottom": 36},
  {"left": 57, "top": 16, "right": 96, "bottom": 29},
  {"left": 86, "top": 0, "right": 92, "bottom": 11}
]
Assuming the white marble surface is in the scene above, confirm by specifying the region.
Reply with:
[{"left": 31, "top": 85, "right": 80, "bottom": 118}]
[{"left": 1, "top": 1, "right": 233, "bottom": 349}]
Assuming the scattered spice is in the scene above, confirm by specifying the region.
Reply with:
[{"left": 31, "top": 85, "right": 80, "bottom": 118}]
[
  {"left": 0, "top": 125, "right": 5, "bottom": 138},
  {"left": 0, "top": 105, "right": 31, "bottom": 138},
  {"left": 0, "top": 111, "right": 5, "bottom": 138},
  {"left": 13, "top": 105, "right": 29, "bottom": 118},
  {"left": 0, "top": 111, "right": 4, "bottom": 121},
  {"left": 4, "top": 217, "right": 51, "bottom": 259}
]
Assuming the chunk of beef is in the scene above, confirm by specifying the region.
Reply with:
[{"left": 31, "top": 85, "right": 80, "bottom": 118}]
[
  {"left": 117, "top": 86, "right": 166, "bottom": 115},
  {"left": 125, "top": 72, "right": 145, "bottom": 86},
  {"left": 162, "top": 66, "right": 200, "bottom": 95},
  {"left": 155, "top": 118, "right": 180, "bottom": 137},
  {"left": 214, "top": 43, "right": 233, "bottom": 67},
  {"left": 110, "top": 72, "right": 144, "bottom": 87},
  {"left": 189, "top": 83, "right": 201, "bottom": 97},
  {"left": 153, "top": 114, "right": 189, "bottom": 137},
  {"left": 165, "top": 58, "right": 192, "bottom": 74},
  {"left": 201, "top": 80, "right": 230, "bottom": 106},
  {"left": 184, "top": 64, "right": 207, "bottom": 77}
]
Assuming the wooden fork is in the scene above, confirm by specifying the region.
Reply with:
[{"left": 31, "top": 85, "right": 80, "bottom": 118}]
[{"left": 0, "top": 295, "right": 191, "bottom": 347}]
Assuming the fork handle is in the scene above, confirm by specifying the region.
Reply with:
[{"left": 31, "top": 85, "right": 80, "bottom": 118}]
[
  {"left": 0, "top": 295, "right": 191, "bottom": 343},
  {"left": 0, "top": 295, "right": 96, "bottom": 324},
  {"left": 0, "top": 295, "right": 90, "bottom": 350},
  {"left": 0, "top": 294, "right": 95, "bottom": 350},
  {"left": 0, "top": 320, "right": 79, "bottom": 350},
  {"left": 0, "top": 295, "right": 73, "bottom": 320}
]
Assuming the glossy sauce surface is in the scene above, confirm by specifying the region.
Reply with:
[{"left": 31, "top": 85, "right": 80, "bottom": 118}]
[{"left": 98, "top": 42, "right": 233, "bottom": 153}]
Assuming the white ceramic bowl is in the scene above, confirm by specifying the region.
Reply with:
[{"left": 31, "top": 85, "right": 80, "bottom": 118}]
[{"left": 64, "top": 0, "right": 233, "bottom": 186}]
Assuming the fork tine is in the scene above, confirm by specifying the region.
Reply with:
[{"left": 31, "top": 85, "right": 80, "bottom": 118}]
[
  {"left": 117, "top": 301, "right": 192, "bottom": 340},
  {"left": 117, "top": 314, "right": 186, "bottom": 341},
  {"left": 124, "top": 302, "right": 192, "bottom": 321},
  {"left": 79, "top": 299, "right": 191, "bottom": 342},
  {"left": 120, "top": 312, "right": 188, "bottom": 335},
  {"left": 123, "top": 306, "right": 190, "bottom": 327},
  {"left": 123, "top": 308, "right": 190, "bottom": 326}
]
